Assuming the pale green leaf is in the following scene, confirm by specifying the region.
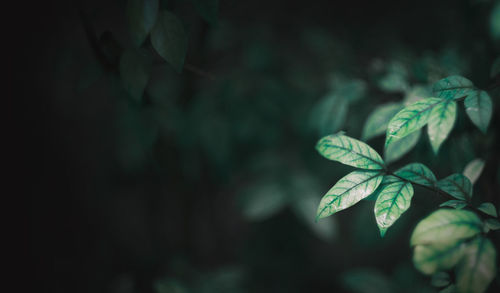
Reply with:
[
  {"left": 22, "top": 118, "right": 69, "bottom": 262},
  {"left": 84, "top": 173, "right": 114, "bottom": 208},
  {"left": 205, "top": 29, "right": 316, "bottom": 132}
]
[
  {"left": 192, "top": 0, "right": 219, "bottom": 25},
  {"left": 431, "top": 272, "right": 451, "bottom": 288},
  {"left": 463, "top": 159, "right": 485, "bottom": 184},
  {"left": 316, "top": 170, "right": 383, "bottom": 219},
  {"left": 126, "top": 0, "right": 159, "bottom": 46},
  {"left": 464, "top": 91, "right": 492, "bottom": 134},
  {"left": 364, "top": 175, "right": 401, "bottom": 201},
  {"left": 476, "top": 202, "right": 498, "bottom": 218},
  {"left": 316, "top": 134, "right": 385, "bottom": 170},
  {"left": 119, "top": 49, "right": 152, "bottom": 102},
  {"left": 240, "top": 181, "right": 287, "bottom": 221},
  {"left": 384, "top": 130, "right": 421, "bottom": 164},
  {"left": 440, "top": 200, "right": 467, "bottom": 209},
  {"left": 309, "top": 94, "right": 348, "bottom": 136},
  {"left": 385, "top": 98, "right": 442, "bottom": 148},
  {"left": 395, "top": 163, "right": 437, "bottom": 187},
  {"left": 485, "top": 218, "right": 500, "bottom": 231},
  {"left": 413, "top": 241, "right": 467, "bottom": 275},
  {"left": 427, "top": 99, "right": 457, "bottom": 153},
  {"left": 437, "top": 174, "right": 473, "bottom": 201},
  {"left": 362, "top": 102, "right": 403, "bottom": 141},
  {"left": 410, "top": 209, "right": 482, "bottom": 246},
  {"left": 456, "top": 237, "right": 496, "bottom": 293},
  {"left": 374, "top": 181, "right": 414, "bottom": 237},
  {"left": 432, "top": 76, "right": 475, "bottom": 100},
  {"left": 151, "top": 11, "right": 188, "bottom": 72}
]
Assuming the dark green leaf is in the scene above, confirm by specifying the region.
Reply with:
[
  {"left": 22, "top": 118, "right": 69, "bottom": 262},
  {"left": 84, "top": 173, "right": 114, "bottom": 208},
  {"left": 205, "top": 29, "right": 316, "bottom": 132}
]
[
  {"left": 485, "top": 218, "right": 500, "bottom": 231},
  {"left": 437, "top": 174, "right": 473, "bottom": 201},
  {"left": 384, "top": 130, "right": 421, "bottom": 164},
  {"left": 463, "top": 159, "right": 485, "bottom": 184},
  {"left": 427, "top": 99, "right": 456, "bottom": 153},
  {"left": 240, "top": 181, "right": 287, "bottom": 221},
  {"left": 374, "top": 181, "right": 414, "bottom": 237},
  {"left": 127, "top": 0, "right": 159, "bottom": 46},
  {"left": 410, "top": 209, "right": 482, "bottom": 246},
  {"left": 464, "top": 91, "right": 492, "bottom": 134},
  {"left": 439, "top": 200, "right": 467, "bottom": 209},
  {"left": 431, "top": 272, "right": 451, "bottom": 288},
  {"left": 316, "top": 170, "right": 383, "bottom": 220},
  {"left": 395, "top": 163, "right": 437, "bottom": 187},
  {"left": 476, "top": 202, "right": 498, "bottom": 218},
  {"left": 491, "top": 57, "right": 500, "bottom": 78},
  {"left": 309, "top": 94, "right": 348, "bottom": 136},
  {"left": 385, "top": 98, "right": 442, "bottom": 148},
  {"left": 456, "top": 237, "right": 496, "bottom": 293},
  {"left": 316, "top": 134, "right": 385, "bottom": 170},
  {"left": 119, "top": 49, "right": 152, "bottom": 102},
  {"left": 362, "top": 102, "right": 403, "bottom": 141},
  {"left": 191, "top": 0, "right": 219, "bottom": 25},
  {"left": 432, "top": 76, "right": 475, "bottom": 100},
  {"left": 151, "top": 11, "right": 188, "bottom": 72}
]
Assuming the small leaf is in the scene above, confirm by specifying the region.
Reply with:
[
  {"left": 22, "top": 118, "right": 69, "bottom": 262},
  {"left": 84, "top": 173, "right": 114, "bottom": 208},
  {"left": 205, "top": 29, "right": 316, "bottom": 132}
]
[
  {"left": 410, "top": 209, "right": 482, "bottom": 246},
  {"left": 119, "top": 49, "right": 153, "bottom": 102},
  {"left": 364, "top": 175, "right": 401, "bottom": 201},
  {"left": 464, "top": 91, "right": 493, "bottom": 134},
  {"left": 316, "top": 170, "right": 383, "bottom": 220},
  {"left": 395, "top": 163, "right": 437, "bottom": 187},
  {"left": 384, "top": 130, "right": 421, "bottom": 164},
  {"left": 462, "top": 159, "right": 485, "bottom": 184},
  {"left": 427, "top": 99, "right": 457, "bottom": 153},
  {"left": 374, "top": 181, "right": 414, "bottom": 237},
  {"left": 309, "top": 94, "right": 348, "bottom": 137},
  {"left": 126, "top": 0, "right": 159, "bottom": 46},
  {"left": 432, "top": 75, "right": 475, "bottom": 100},
  {"left": 485, "top": 218, "right": 500, "bottom": 231},
  {"left": 491, "top": 1, "right": 500, "bottom": 41},
  {"left": 362, "top": 102, "right": 403, "bottom": 141},
  {"left": 151, "top": 11, "right": 188, "bottom": 72},
  {"left": 437, "top": 174, "right": 473, "bottom": 201},
  {"left": 385, "top": 98, "right": 442, "bottom": 148},
  {"left": 240, "top": 181, "right": 287, "bottom": 221},
  {"left": 191, "top": 0, "right": 219, "bottom": 25},
  {"left": 413, "top": 241, "right": 466, "bottom": 275},
  {"left": 456, "top": 237, "right": 496, "bottom": 293},
  {"left": 316, "top": 134, "right": 385, "bottom": 170},
  {"left": 439, "top": 200, "right": 467, "bottom": 209},
  {"left": 431, "top": 272, "right": 451, "bottom": 288},
  {"left": 476, "top": 202, "right": 498, "bottom": 218}
]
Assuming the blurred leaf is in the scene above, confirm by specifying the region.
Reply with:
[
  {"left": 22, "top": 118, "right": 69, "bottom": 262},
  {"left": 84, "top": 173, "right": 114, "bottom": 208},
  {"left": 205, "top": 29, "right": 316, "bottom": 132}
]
[
  {"left": 385, "top": 98, "right": 442, "bottom": 148},
  {"left": 340, "top": 268, "right": 393, "bottom": 293},
  {"left": 119, "top": 49, "right": 152, "bottom": 102},
  {"left": 404, "top": 85, "right": 432, "bottom": 106},
  {"left": 127, "top": 0, "right": 159, "bottom": 46},
  {"left": 476, "top": 202, "right": 498, "bottom": 217},
  {"left": 410, "top": 209, "right": 482, "bottom": 246},
  {"left": 192, "top": 0, "right": 219, "bottom": 25},
  {"left": 464, "top": 91, "right": 493, "bottom": 134},
  {"left": 316, "top": 170, "right": 383, "bottom": 219},
  {"left": 362, "top": 102, "right": 403, "bottom": 141},
  {"left": 151, "top": 11, "right": 188, "bottom": 72},
  {"left": 427, "top": 99, "right": 457, "bottom": 153},
  {"left": 440, "top": 284, "right": 457, "bottom": 293},
  {"left": 154, "top": 278, "right": 188, "bottom": 293},
  {"left": 491, "top": 1, "right": 500, "bottom": 41},
  {"left": 413, "top": 241, "right": 466, "bottom": 275},
  {"left": 456, "top": 237, "right": 496, "bottom": 293},
  {"left": 491, "top": 57, "right": 500, "bottom": 78},
  {"left": 374, "top": 181, "right": 414, "bottom": 237},
  {"left": 240, "top": 180, "right": 288, "bottom": 221},
  {"left": 377, "top": 61, "right": 409, "bottom": 93},
  {"left": 309, "top": 94, "right": 348, "bottom": 137},
  {"left": 331, "top": 78, "right": 367, "bottom": 102},
  {"left": 485, "top": 218, "right": 500, "bottom": 230},
  {"left": 316, "top": 134, "right": 385, "bottom": 170},
  {"left": 395, "top": 163, "right": 437, "bottom": 187},
  {"left": 437, "top": 174, "right": 473, "bottom": 201},
  {"left": 432, "top": 75, "right": 475, "bottom": 100},
  {"left": 431, "top": 272, "right": 451, "bottom": 288},
  {"left": 462, "top": 159, "right": 485, "bottom": 184},
  {"left": 384, "top": 130, "right": 421, "bottom": 164},
  {"left": 440, "top": 200, "right": 467, "bottom": 209}
]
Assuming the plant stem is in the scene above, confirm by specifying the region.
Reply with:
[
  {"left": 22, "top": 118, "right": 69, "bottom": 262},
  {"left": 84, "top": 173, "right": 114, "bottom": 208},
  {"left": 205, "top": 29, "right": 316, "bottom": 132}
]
[{"left": 385, "top": 171, "right": 458, "bottom": 201}]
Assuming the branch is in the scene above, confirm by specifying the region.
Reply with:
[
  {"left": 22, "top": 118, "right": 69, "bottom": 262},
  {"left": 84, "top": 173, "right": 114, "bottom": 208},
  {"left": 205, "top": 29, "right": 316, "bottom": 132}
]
[{"left": 386, "top": 171, "right": 458, "bottom": 202}]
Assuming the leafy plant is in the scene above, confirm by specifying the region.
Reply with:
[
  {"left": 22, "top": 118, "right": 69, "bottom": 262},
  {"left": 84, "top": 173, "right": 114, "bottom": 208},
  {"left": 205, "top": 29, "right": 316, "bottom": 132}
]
[{"left": 315, "top": 75, "right": 498, "bottom": 292}]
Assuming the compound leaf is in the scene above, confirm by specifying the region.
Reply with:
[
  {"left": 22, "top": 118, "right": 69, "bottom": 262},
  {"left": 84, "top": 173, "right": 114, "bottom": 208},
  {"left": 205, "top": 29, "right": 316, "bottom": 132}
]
[
  {"left": 362, "top": 102, "right": 403, "bottom": 141},
  {"left": 427, "top": 99, "right": 457, "bottom": 154},
  {"left": 463, "top": 159, "right": 485, "bottom": 184},
  {"left": 456, "top": 237, "right": 496, "bottom": 293},
  {"left": 316, "top": 134, "right": 385, "bottom": 170},
  {"left": 151, "top": 11, "right": 188, "bottom": 72},
  {"left": 316, "top": 170, "right": 383, "bottom": 220},
  {"left": 410, "top": 209, "right": 482, "bottom": 246},
  {"left": 374, "top": 181, "right": 414, "bottom": 237},
  {"left": 437, "top": 174, "right": 473, "bottom": 201},
  {"left": 432, "top": 75, "right": 475, "bottom": 100},
  {"left": 126, "top": 0, "right": 159, "bottom": 46},
  {"left": 464, "top": 91, "right": 493, "bottom": 134}
]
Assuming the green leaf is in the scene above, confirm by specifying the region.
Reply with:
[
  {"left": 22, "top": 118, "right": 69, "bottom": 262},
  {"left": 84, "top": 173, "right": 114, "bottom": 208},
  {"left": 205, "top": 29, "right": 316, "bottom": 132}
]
[
  {"left": 340, "top": 268, "right": 393, "bottom": 293},
  {"left": 126, "top": 0, "right": 159, "bottom": 46},
  {"left": 151, "top": 11, "right": 188, "bottom": 72},
  {"left": 374, "top": 181, "right": 414, "bottom": 237},
  {"left": 491, "top": 57, "right": 500, "bottom": 78},
  {"left": 413, "top": 241, "right": 467, "bottom": 275},
  {"left": 309, "top": 94, "right": 348, "bottom": 137},
  {"left": 385, "top": 98, "right": 442, "bottom": 148},
  {"left": 491, "top": 1, "right": 500, "bottom": 41},
  {"left": 440, "top": 285, "right": 457, "bottom": 293},
  {"left": 431, "top": 272, "right": 451, "bottom": 288},
  {"left": 456, "top": 237, "right": 496, "bottom": 293},
  {"left": 485, "top": 218, "right": 500, "bottom": 231},
  {"left": 464, "top": 91, "right": 493, "bottom": 134},
  {"left": 410, "top": 209, "right": 482, "bottom": 246},
  {"left": 191, "top": 0, "right": 219, "bottom": 25},
  {"left": 395, "top": 163, "right": 437, "bottom": 187},
  {"left": 316, "top": 134, "right": 385, "bottom": 170},
  {"left": 362, "top": 102, "right": 403, "bottom": 141},
  {"left": 437, "top": 174, "right": 473, "bottom": 201},
  {"left": 332, "top": 78, "right": 367, "bottom": 102},
  {"left": 476, "top": 202, "right": 498, "bottom": 218},
  {"left": 439, "top": 200, "right": 467, "bottom": 209},
  {"left": 364, "top": 175, "right": 401, "bottom": 201},
  {"left": 384, "top": 130, "right": 421, "bottom": 164},
  {"left": 463, "top": 159, "right": 485, "bottom": 184},
  {"left": 432, "top": 76, "right": 475, "bottom": 100},
  {"left": 119, "top": 49, "right": 152, "bottom": 102},
  {"left": 240, "top": 180, "right": 288, "bottom": 221},
  {"left": 316, "top": 170, "right": 383, "bottom": 220},
  {"left": 427, "top": 99, "right": 457, "bottom": 153}
]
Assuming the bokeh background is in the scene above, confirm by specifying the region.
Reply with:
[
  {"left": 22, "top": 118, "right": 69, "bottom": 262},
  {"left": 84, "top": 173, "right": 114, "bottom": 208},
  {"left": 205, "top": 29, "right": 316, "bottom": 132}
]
[{"left": 20, "top": 0, "right": 500, "bottom": 292}]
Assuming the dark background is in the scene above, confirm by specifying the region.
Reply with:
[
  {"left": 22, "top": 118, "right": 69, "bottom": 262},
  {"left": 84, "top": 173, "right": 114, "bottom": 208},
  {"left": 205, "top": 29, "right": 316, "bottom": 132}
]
[{"left": 15, "top": 0, "right": 500, "bottom": 292}]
